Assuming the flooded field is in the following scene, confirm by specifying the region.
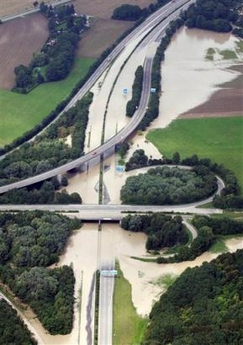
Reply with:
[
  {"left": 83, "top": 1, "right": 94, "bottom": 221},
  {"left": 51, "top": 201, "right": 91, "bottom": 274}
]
[{"left": 151, "top": 27, "right": 243, "bottom": 128}]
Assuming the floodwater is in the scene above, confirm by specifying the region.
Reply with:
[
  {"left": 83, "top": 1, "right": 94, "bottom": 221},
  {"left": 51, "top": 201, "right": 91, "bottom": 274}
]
[
  {"left": 24, "top": 225, "right": 243, "bottom": 345},
  {"left": 151, "top": 26, "right": 242, "bottom": 129},
  {"left": 25, "top": 28, "right": 243, "bottom": 343}
]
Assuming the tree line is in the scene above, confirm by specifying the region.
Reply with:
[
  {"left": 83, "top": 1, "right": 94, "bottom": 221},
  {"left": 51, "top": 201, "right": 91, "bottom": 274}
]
[
  {"left": 13, "top": 3, "right": 87, "bottom": 93},
  {"left": 121, "top": 213, "right": 187, "bottom": 251},
  {"left": 0, "top": 179, "right": 82, "bottom": 205},
  {"left": 0, "top": 299, "right": 37, "bottom": 344},
  {"left": 0, "top": 211, "right": 81, "bottom": 334},
  {"left": 126, "top": 66, "right": 143, "bottom": 117},
  {"left": 144, "top": 249, "right": 243, "bottom": 344},
  {"left": 0, "top": 0, "right": 172, "bottom": 156}
]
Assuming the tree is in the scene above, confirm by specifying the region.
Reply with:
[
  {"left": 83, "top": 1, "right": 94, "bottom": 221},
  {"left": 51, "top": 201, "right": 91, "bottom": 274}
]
[{"left": 112, "top": 4, "right": 142, "bottom": 21}]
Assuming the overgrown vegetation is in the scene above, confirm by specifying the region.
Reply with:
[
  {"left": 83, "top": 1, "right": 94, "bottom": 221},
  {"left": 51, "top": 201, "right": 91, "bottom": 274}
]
[
  {"left": 121, "top": 213, "right": 188, "bottom": 251},
  {"left": 0, "top": 299, "right": 37, "bottom": 344},
  {"left": 120, "top": 165, "right": 218, "bottom": 205},
  {"left": 144, "top": 249, "right": 243, "bottom": 344},
  {"left": 0, "top": 211, "right": 81, "bottom": 334}
]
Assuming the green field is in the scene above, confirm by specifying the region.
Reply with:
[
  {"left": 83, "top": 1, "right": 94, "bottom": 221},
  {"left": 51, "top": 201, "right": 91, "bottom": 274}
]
[
  {"left": 113, "top": 264, "right": 148, "bottom": 345},
  {"left": 0, "top": 57, "right": 95, "bottom": 147},
  {"left": 147, "top": 117, "right": 243, "bottom": 192}
]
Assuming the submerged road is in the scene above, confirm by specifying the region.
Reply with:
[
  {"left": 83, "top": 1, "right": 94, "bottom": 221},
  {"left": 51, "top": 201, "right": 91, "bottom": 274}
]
[{"left": 0, "top": 0, "right": 195, "bottom": 195}]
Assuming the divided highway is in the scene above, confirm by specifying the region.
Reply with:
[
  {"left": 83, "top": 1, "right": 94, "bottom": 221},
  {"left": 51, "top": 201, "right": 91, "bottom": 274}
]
[{"left": 0, "top": 0, "right": 195, "bottom": 195}]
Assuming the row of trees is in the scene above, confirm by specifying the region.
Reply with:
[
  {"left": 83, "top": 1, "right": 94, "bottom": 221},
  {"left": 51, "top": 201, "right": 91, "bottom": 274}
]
[
  {"left": 0, "top": 0, "right": 172, "bottom": 156},
  {"left": 144, "top": 249, "right": 243, "bottom": 344},
  {"left": 13, "top": 3, "right": 85, "bottom": 92},
  {"left": 137, "top": 17, "right": 184, "bottom": 131},
  {"left": 0, "top": 299, "right": 37, "bottom": 344},
  {"left": 120, "top": 165, "right": 218, "bottom": 205},
  {"left": 126, "top": 66, "right": 143, "bottom": 117},
  {"left": 121, "top": 213, "right": 187, "bottom": 251},
  {"left": 0, "top": 180, "right": 81, "bottom": 205},
  {"left": 0, "top": 211, "right": 81, "bottom": 334}
]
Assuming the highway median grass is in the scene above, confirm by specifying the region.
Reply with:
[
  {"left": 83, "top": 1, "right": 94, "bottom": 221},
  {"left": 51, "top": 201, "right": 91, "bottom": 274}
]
[
  {"left": 0, "top": 57, "right": 95, "bottom": 147},
  {"left": 147, "top": 116, "right": 243, "bottom": 194},
  {"left": 113, "top": 262, "right": 148, "bottom": 345}
]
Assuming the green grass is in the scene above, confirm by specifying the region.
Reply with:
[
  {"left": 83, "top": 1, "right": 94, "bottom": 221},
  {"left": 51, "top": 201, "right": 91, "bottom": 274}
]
[
  {"left": 152, "top": 274, "right": 178, "bottom": 289},
  {"left": 0, "top": 57, "right": 95, "bottom": 147},
  {"left": 219, "top": 49, "right": 237, "bottom": 59},
  {"left": 147, "top": 117, "right": 243, "bottom": 193},
  {"left": 205, "top": 47, "right": 216, "bottom": 60},
  {"left": 209, "top": 239, "right": 228, "bottom": 253},
  {"left": 113, "top": 263, "right": 148, "bottom": 345},
  {"left": 210, "top": 234, "right": 243, "bottom": 253},
  {"left": 236, "top": 41, "right": 243, "bottom": 53}
]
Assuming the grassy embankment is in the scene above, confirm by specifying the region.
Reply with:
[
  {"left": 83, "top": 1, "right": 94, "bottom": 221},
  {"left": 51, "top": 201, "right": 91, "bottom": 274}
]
[
  {"left": 113, "top": 263, "right": 148, "bottom": 345},
  {"left": 0, "top": 57, "right": 95, "bottom": 147},
  {"left": 147, "top": 117, "right": 243, "bottom": 193}
]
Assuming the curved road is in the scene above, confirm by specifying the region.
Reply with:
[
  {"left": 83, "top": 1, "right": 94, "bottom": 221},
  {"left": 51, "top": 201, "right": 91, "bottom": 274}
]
[{"left": 0, "top": 0, "right": 195, "bottom": 195}]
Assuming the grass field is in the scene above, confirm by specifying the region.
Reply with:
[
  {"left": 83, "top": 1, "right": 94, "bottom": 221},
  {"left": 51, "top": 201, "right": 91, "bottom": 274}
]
[
  {"left": 113, "top": 263, "right": 148, "bottom": 345},
  {"left": 147, "top": 117, "right": 243, "bottom": 193},
  {"left": 0, "top": 57, "right": 95, "bottom": 147}
]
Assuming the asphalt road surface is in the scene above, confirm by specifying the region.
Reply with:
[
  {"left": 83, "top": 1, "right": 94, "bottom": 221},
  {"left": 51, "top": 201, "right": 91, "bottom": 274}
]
[
  {"left": 0, "top": 0, "right": 195, "bottom": 195},
  {"left": 98, "top": 261, "right": 115, "bottom": 345}
]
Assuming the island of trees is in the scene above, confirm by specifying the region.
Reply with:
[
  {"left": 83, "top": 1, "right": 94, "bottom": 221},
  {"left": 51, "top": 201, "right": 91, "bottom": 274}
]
[
  {"left": 0, "top": 211, "right": 81, "bottom": 334},
  {"left": 120, "top": 165, "right": 218, "bottom": 205}
]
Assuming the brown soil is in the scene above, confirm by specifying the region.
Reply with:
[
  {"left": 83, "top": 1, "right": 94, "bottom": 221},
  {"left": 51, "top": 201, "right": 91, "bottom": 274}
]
[
  {"left": 0, "top": 0, "right": 62, "bottom": 18},
  {"left": 180, "top": 64, "right": 243, "bottom": 119},
  {"left": 72, "top": 0, "right": 155, "bottom": 20},
  {"left": 0, "top": 0, "right": 155, "bottom": 88},
  {"left": 78, "top": 18, "right": 134, "bottom": 57},
  {"left": 0, "top": 13, "right": 48, "bottom": 89},
  {"left": 0, "top": 1, "right": 34, "bottom": 18}
]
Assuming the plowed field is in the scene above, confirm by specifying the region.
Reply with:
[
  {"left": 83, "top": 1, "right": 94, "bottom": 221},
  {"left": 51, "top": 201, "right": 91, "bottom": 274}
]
[{"left": 0, "top": 13, "right": 48, "bottom": 89}]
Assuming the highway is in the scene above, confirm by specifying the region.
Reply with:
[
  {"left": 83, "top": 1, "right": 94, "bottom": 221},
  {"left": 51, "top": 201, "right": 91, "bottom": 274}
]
[
  {"left": 0, "top": 0, "right": 195, "bottom": 195},
  {"left": 98, "top": 261, "right": 115, "bottom": 345}
]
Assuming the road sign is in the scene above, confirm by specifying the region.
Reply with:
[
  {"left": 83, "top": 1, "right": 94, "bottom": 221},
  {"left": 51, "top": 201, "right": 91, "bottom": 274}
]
[{"left": 100, "top": 270, "right": 118, "bottom": 277}]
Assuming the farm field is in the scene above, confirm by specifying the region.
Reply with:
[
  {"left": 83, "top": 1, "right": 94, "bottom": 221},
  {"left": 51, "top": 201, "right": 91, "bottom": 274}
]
[
  {"left": 0, "top": 13, "right": 48, "bottom": 89},
  {"left": 147, "top": 116, "right": 243, "bottom": 193},
  {"left": 0, "top": 57, "right": 95, "bottom": 147}
]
